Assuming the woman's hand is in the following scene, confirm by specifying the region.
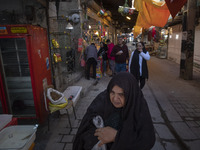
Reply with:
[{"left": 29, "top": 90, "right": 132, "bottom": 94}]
[{"left": 94, "top": 126, "right": 117, "bottom": 147}]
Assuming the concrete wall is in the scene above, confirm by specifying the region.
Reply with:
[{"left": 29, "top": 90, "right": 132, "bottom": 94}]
[
  {"left": 48, "top": 1, "right": 83, "bottom": 91},
  {"left": 167, "top": 24, "right": 200, "bottom": 72},
  {"left": 194, "top": 23, "right": 200, "bottom": 72},
  {"left": 168, "top": 24, "right": 182, "bottom": 64},
  {"left": 0, "top": 0, "right": 47, "bottom": 28}
]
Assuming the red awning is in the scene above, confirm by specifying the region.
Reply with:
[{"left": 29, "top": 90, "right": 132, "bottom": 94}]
[{"left": 165, "top": 0, "right": 187, "bottom": 18}]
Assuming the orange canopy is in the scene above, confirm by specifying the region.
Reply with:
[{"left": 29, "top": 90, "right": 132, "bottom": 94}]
[{"left": 134, "top": 0, "right": 170, "bottom": 29}]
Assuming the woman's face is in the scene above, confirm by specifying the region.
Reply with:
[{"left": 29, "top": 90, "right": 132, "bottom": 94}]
[
  {"left": 100, "top": 43, "right": 103, "bottom": 47},
  {"left": 137, "top": 43, "right": 143, "bottom": 50},
  {"left": 110, "top": 85, "right": 125, "bottom": 108}
]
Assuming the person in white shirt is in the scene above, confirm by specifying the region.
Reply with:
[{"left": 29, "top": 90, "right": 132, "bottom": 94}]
[{"left": 128, "top": 42, "right": 150, "bottom": 89}]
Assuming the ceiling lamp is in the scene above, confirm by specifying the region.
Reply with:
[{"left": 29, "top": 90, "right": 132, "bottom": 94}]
[{"left": 66, "top": 23, "right": 73, "bottom": 30}]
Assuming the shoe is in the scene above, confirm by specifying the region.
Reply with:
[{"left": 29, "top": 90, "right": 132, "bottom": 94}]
[{"left": 93, "top": 80, "right": 99, "bottom": 85}]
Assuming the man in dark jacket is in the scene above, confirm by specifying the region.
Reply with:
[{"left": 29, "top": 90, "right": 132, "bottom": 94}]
[
  {"left": 111, "top": 36, "right": 129, "bottom": 73},
  {"left": 85, "top": 43, "right": 97, "bottom": 80}
]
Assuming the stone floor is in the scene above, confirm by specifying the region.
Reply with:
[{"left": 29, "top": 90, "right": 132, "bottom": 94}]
[{"left": 34, "top": 49, "right": 200, "bottom": 150}]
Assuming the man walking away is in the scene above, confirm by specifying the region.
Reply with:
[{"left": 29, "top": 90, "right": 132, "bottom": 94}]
[{"left": 85, "top": 43, "right": 97, "bottom": 80}]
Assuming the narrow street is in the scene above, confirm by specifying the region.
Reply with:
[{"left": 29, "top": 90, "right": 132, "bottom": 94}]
[
  {"left": 1, "top": 1, "right": 199, "bottom": 150},
  {"left": 35, "top": 48, "right": 200, "bottom": 150}
]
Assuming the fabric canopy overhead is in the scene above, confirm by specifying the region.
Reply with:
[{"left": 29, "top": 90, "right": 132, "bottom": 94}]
[
  {"left": 134, "top": 0, "right": 170, "bottom": 29},
  {"left": 133, "top": 25, "right": 142, "bottom": 38},
  {"left": 165, "top": 0, "right": 187, "bottom": 18}
]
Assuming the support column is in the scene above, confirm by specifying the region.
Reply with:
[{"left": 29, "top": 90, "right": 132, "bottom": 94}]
[{"left": 180, "top": 0, "right": 197, "bottom": 79}]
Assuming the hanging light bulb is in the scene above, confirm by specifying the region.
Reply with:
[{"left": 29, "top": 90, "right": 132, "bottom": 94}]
[{"left": 126, "top": 16, "right": 131, "bottom": 20}]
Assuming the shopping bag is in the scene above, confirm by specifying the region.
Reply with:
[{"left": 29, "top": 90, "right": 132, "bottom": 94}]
[
  {"left": 47, "top": 88, "right": 67, "bottom": 105},
  {"left": 80, "top": 54, "right": 86, "bottom": 67},
  {"left": 81, "top": 57, "right": 86, "bottom": 67},
  {"left": 92, "top": 115, "right": 107, "bottom": 150},
  {"left": 48, "top": 100, "right": 68, "bottom": 113}
]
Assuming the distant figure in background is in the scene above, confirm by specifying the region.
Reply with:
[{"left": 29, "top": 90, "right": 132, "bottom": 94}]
[
  {"left": 85, "top": 43, "right": 97, "bottom": 80},
  {"left": 128, "top": 41, "right": 150, "bottom": 89},
  {"left": 98, "top": 42, "right": 108, "bottom": 76},
  {"left": 106, "top": 39, "right": 115, "bottom": 77},
  {"left": 111, "top": 36, "right": 129, "bottom": 73}
]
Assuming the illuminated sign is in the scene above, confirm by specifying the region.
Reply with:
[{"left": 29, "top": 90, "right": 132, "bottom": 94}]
[
  {"left": 11, "top": 27, "right": 27, "bottom": 33},
  {"left": 0, "top": 27, "right": 8, "bottom": 35}
]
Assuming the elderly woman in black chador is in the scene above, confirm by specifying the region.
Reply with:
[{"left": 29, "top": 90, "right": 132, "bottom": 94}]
[{"left": 73, "top": 72, "right": 155, "bottom": 150}]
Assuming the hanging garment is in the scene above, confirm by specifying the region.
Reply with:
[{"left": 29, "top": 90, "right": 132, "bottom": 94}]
[{"left": 135, "top": 0, "right": 170, "bottom": 28}]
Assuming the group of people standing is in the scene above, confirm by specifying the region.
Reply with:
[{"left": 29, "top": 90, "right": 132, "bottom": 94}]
[
  {"left": 84, "top": 39, "right": 115, "bottom": 80},
  {"left": 85, "top": 36, "right": 150, "bottom": 89}
]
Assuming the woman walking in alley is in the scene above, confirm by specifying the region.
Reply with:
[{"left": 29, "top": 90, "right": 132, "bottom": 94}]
[
  {"left": 98, "top": 42, "right": 108, "bottom": 76},
  {"left": 106, "top": 39, "right": 115, "bottom": 77},
  {"left": 129, "top": 41, "right": 150, "bottom": 89},
  {"left": 73, "top": 72, "right": 155, "bottom": 150}
]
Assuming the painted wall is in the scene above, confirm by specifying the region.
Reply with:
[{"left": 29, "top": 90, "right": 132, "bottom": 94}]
[
  {"left": 168, "top": 24, "right": 182, "bottom": 64},
  {"left": 194, "top": 23, "right": 200, "bottom": 72},
  {"left": 167, "top": 24, "right": 200, "bottom": 72}
]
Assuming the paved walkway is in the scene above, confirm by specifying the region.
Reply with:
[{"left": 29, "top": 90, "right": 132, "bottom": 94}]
[
  {"left": 147, "top": 57, "right": 200, "bottom": 150},
  {"left": 34, "top": 49, "right": 200, "bottom": 150}
]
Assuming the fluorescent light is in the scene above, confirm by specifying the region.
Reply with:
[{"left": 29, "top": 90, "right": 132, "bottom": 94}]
[
  {"left": 126, "top": 16, "right": 131, "bottom": 20},
  {"left": 176, "top": 34, "right": 179, "bottom": 39},
  {"left": 89, "top": 25, "right": 91, "bottom": 29}
]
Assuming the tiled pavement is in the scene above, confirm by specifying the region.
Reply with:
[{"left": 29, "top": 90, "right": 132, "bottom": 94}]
[
  {"left": 42, "top": 77, "right": 110, "bottom": 150},
  {"left": 34, "top": 48, "right": 200, "bottom": 150}
]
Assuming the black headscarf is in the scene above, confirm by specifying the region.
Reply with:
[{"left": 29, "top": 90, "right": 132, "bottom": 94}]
[
  {"left": 73, "top": 72, "right": 155, "bottom": 150},
  {"left": 130, "top": 48, "right": 149, "bottom": 80},
  {"left": 97, "top": 42, "right": 108, "bottom": 60}
]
